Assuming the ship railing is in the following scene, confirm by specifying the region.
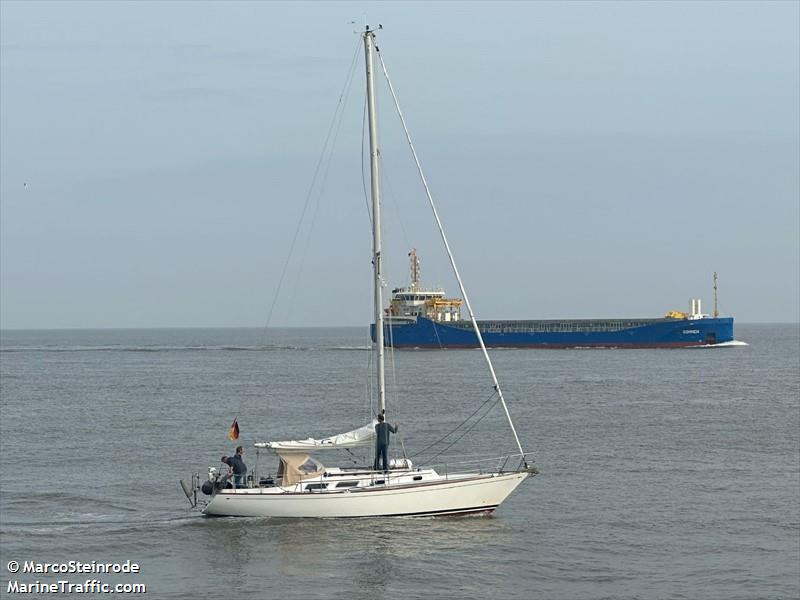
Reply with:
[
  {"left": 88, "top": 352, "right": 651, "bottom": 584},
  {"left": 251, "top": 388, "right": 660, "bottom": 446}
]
[
  {"left": 392, "top": 286, "right": 446, "bottom": 296},
  {"left": 418, "top": 452, "right": 534, "bottom": 479},
  {"left": 214, "top": 453, "right": 536, "bottom": 494},
  {"left": 449, "top": 319, "right": 655, "bottom": 334}
]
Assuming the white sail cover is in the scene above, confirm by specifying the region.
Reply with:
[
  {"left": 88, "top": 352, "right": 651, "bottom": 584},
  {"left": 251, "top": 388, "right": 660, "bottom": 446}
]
[{"left": 254, "top": 420, "right": 377, "bottom": 453}]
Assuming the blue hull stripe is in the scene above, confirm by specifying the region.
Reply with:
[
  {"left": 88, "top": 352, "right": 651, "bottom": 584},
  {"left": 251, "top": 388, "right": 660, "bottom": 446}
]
[{"left": 372, "top": 317, "right": 735, "bottom": 349}]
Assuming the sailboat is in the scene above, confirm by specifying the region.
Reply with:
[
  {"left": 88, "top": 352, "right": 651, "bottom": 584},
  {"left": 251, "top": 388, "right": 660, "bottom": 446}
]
[{"left": 184, "top": 26, "right": 536, "bottom": 518}]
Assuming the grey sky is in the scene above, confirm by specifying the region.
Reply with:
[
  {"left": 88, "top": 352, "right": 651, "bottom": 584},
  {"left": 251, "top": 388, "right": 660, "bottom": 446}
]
[{"left": 1, "top": 1, "right": 798, "bottom": 329}]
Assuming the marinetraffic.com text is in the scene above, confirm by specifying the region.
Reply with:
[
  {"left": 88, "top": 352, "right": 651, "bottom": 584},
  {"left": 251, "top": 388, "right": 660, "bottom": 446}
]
[{"left": 5, "top": 560, "right": 146, "bottom": 595}]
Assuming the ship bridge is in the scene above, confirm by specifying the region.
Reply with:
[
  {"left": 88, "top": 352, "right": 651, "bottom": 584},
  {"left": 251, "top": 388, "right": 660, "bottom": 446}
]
[{"left": 387, "top": 250, "right": 463, "bottom": 322}]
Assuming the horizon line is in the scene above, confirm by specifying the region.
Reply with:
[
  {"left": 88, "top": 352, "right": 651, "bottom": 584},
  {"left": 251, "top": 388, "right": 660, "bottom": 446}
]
[{"left": 2, "top": 321, "right": 798, "bottom": 333}]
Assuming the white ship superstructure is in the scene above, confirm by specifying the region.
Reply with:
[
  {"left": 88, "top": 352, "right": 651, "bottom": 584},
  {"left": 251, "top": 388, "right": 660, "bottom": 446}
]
[{"left": 388, "top": 249, "right": 462, "bottom": 323}]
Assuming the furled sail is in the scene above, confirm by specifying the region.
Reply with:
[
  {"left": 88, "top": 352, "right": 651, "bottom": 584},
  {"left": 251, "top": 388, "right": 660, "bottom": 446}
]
[{"left": 254, "top": 420, "right": 377, "bottom": 453}]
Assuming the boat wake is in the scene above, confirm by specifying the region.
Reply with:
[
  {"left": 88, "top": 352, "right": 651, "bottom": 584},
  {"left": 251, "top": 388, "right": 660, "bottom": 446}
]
[{"left": 698, "top": 340, "right": 749, "bottom": 348}]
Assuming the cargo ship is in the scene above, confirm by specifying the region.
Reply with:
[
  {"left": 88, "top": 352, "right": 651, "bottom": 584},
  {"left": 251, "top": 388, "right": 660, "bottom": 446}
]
[{"left": 372, "top": 250, "right": 736, "bottom": 349}]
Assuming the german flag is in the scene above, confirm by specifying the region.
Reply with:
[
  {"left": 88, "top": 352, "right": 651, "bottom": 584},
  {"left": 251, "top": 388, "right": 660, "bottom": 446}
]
[{"left": 227, "top": 418, "right": 240, "bottom": 441}]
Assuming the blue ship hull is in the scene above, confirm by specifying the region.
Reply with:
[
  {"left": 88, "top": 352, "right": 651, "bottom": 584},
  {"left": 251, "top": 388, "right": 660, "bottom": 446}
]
[{"left": 373, "top": 316, "right": 735, "bottom": 349}]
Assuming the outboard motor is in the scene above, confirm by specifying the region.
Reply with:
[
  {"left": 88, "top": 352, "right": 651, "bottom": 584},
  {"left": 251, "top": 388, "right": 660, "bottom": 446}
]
[{"left": 201, "top": 467, "right": 225, "bottom": 496}]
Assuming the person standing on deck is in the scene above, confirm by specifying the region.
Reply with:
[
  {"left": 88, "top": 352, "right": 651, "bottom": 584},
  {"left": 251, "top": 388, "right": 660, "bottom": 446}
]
[
  {"left": 373, "top": 414, "right": 398, "bottom": 472},
  {"left": 221, "top": 447, "right": 247, "bottom": 488}
]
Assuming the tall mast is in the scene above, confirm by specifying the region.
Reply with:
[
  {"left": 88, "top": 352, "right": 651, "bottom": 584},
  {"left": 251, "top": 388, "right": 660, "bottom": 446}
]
[
  {"left": 713, "top": 272, "right": 719, "bottom": 318},
  {"left": 364, "top": 27, "right": 386, "bottom": 416}
]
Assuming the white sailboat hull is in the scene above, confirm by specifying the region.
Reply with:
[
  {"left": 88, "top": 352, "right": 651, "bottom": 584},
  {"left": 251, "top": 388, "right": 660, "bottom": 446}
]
[{"left": 203, "top": 471, "right": 529, "bottom": 518}]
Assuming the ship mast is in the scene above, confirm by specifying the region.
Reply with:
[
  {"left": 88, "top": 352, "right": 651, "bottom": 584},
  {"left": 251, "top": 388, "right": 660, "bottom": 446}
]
[
  {"left": 364, "top": 26, "right": 386, "bottom": 416},
  {"left": 713, "top": 272, "right": 719, "bottom": 318},
  {"left": 410, "top": 248, "right": 420, "bottom": 291}
]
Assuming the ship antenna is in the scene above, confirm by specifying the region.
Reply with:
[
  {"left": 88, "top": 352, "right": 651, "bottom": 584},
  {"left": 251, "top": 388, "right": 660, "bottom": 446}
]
[{"left": 713, "top": 272, "right": 719, "bottom": 317}]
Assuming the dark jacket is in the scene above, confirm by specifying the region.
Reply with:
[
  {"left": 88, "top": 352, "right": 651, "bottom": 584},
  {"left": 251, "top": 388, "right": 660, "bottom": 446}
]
[
  {"left": 375, "top": 422, "right": 398, "bottom": 448},
  {"left": 225, "top": 455, "right": 247, "bottom": 475}
]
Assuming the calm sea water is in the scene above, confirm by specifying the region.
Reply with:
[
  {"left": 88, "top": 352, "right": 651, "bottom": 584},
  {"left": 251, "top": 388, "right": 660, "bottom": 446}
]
[{"left": 1, "top": 324, "right": 798, "bottom": 599}]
